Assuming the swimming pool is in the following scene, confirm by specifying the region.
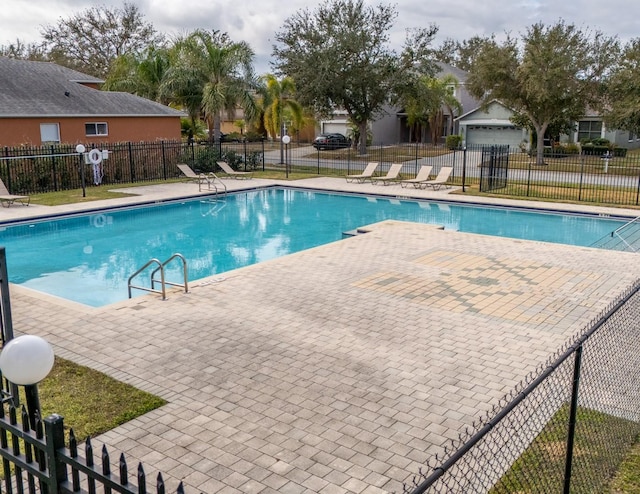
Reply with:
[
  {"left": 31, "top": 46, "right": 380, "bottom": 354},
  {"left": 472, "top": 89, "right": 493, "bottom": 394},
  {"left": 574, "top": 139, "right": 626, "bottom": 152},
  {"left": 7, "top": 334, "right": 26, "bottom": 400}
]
[{"left": 0, "top": 187, "right": 626, "bottom": 307}]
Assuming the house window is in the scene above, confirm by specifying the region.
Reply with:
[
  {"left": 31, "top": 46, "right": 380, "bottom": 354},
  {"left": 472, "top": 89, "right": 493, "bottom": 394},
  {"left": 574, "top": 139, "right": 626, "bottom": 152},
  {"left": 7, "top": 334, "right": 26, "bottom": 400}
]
[
  {"left": 630, "top": 132, "right": 638, "bottom": 142},
  {"left": 40, "top": 123, "right": 60, "bottom": 143},
  {"left": 85, "top": 122, "right": 108, "bottom": 136},
  {"left": 577, "top": 120, "right": 602, "bottom": 142}
]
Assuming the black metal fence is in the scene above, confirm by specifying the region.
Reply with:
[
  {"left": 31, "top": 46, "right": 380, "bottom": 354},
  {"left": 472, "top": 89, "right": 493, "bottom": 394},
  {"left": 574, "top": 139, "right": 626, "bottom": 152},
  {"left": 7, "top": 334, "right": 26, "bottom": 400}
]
[
  {"left": 3, "top": 141, "right": 640, "bottom": 207},
  {"left": 0, "top": 406, "right": 187, "bottom": 494},
  {"left": 402, "top": 279, "right": 640, "bottom": 494},
  {"left": 0, "top": 141, "right": 267, "bottom": 195}
]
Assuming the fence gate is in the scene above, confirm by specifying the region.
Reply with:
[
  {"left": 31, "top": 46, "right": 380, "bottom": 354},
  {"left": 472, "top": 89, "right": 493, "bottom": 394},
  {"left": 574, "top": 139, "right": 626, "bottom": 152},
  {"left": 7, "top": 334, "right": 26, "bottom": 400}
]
[{"left": 479, "top": 145, "right": 509, "bottom": 192}]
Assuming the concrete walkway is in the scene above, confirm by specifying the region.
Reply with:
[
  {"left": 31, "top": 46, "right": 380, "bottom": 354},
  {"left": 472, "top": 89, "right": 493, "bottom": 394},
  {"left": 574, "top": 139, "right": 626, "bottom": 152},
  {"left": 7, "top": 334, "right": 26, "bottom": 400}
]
[{"left": 5, "top": 178, "right": 640, "bottom": 493}]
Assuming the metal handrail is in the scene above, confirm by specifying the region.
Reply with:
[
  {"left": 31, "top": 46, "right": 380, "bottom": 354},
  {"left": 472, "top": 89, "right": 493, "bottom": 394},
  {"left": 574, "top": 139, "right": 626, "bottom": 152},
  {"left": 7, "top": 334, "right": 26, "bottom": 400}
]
[
  {"left": 127, "top": 258, "right": 165, "bottom": 299},
  {"left": 199, "top": 172, "right": 227, "bottom": 196},
  {"left": 611, "top": 216, "right": 640, "bottom": 252},
  {"left": 151, "top": 253, "right": 189, "bottom": 294}
]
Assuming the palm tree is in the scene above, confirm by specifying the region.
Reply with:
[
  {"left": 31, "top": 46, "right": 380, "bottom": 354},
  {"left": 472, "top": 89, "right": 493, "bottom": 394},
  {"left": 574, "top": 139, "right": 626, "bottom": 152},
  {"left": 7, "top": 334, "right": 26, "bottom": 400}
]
[
  {"left": 401, "top": 74, "right": 462, "bottom": 144},
  {"left": 160, "top": 30, "right": 258, "bottom": 142},
  {"left": 103, "top": 45, "right": 170, "bottom": 102},
  {"left": 259, "top": 75, "right": 304, "bottom": 162}
]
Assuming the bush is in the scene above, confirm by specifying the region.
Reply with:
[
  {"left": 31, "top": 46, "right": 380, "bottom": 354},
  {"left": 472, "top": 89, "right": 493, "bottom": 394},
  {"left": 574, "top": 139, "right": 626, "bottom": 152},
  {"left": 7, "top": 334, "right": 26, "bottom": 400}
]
[
  {"left": 544, "top": 143, "right": 581, "bottom": 157},
  {"left": 581, "top": 144, "right": 611, "bottom": 156},
  {"left": 244, "top": 131, "right": 265, "bottom": 142},
  {"left": 591, "top": 137, "right": 610, "bottom": 146},
  {"left": 446, "top": 135, "right": 462, "bottom": 149}
]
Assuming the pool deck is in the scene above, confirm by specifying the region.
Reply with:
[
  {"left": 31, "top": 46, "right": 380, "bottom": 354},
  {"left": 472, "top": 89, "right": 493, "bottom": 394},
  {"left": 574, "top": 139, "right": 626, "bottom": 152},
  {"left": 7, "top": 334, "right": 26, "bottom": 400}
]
[{"left": 5, "top": 178, "right": 640, "bottom": 493}]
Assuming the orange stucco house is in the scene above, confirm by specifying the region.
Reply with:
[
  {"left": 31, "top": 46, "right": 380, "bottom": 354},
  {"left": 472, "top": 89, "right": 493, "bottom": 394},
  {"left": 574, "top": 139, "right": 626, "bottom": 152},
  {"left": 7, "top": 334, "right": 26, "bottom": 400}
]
[{"left": 0, "top": 57, "right": 184, "bottom": 147}]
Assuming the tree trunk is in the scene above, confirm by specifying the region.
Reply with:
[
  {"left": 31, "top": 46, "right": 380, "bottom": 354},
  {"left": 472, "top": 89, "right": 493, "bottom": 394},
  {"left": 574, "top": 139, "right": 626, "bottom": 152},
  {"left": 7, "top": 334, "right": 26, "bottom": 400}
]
[
  {"left": 357, "top": 121, "right": 368, "bottom": 155},
  {"left": 534, "top": 123, "right": 548, "bottom": 165}
]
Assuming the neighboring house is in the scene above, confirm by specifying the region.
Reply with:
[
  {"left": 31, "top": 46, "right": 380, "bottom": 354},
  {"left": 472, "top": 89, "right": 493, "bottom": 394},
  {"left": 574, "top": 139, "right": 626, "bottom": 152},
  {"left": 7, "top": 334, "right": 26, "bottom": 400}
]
[
  {"left": 568, "top": 110, "right": 640, "bottom": 149},
  {"left": 0, "top": 57, "right": 184, "bottom": 147},
  {"left": 389, "top": 62, "right": 479, "bottom": 144},
  {"left": 456, "top": 100, "right": 528, "bottom": 148},
  {"left": 457, "top": 100, "right": 640, "bottom": 150},
  {"left": 317, "top": 62, "right": 480, "bottom": 145}
]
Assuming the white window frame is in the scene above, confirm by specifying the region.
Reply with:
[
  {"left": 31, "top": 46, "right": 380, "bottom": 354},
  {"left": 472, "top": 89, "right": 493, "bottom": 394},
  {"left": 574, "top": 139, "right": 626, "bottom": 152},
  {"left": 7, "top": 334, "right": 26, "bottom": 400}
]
[
  {"left": 85, "top": 122, "right": 108, "bottom": 137},
  {"left": 40, "top": 123, "right": 60, "bottom": 143}
]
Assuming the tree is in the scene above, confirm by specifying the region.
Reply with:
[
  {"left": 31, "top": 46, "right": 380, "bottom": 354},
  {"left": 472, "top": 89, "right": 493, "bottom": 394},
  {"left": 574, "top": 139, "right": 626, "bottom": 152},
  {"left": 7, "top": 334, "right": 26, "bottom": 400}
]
[
  {"left": 40, "top": 2, "right": 164, "bottom": 78},
  {"left": 103, "top": 45, "right": 171, "bottom": 102},
  {"left": 0, "top": 39, "right": 48, "bottom": 60},
  {"left": 160, "top": 30, "right": 258, "bottom": 143},
  {"left": 272, "top": 0, "right": 437, "bottom": 154},
  {"left": 604, "top": 38, "right": 640, "bottom": 136},
  {"left": 260, "top": 75, "right": 304, "bottom": 139},
  {"left": 466, "top": 21, "right": 619, "bottom": 165},
  {"left": 400, "top": 74, "right": 462, "bottom": 143},
  {"left": 259, "top": 75, "right": 305, "bottom": 162},
  {"left": 433, "top": 36, "right": 494, "bottom": 71}
]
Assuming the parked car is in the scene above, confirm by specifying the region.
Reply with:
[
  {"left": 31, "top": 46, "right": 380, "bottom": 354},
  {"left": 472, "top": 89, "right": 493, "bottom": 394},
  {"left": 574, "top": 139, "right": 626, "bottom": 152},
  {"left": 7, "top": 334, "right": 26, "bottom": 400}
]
[{"left": 313, "top": 133, "right": 351, "bottom": 150}]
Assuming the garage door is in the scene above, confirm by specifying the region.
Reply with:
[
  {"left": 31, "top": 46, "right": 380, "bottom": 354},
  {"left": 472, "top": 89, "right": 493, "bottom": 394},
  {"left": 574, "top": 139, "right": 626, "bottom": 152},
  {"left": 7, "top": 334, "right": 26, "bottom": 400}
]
[
  {"left": 466, "top": 126, "right": 523, "bottom": 148},
  {"left": 322, "top": 123, "right": 348, "bottom": 135}
]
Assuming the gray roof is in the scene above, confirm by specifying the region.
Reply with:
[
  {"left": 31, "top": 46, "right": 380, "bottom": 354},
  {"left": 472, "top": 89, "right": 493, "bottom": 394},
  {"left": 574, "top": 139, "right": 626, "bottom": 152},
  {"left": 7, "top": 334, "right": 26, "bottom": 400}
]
[
  {"left": 0, "top": 57, "right": 184, "bottom": 118},
  {"left": 435, "top": 61, "right": 469, "bottom": 83}
]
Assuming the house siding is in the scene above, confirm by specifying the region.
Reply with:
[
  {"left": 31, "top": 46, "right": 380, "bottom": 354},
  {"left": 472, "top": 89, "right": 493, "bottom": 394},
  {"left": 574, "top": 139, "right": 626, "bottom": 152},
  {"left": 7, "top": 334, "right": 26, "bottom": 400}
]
[{"left": 0, "top": 116, "right": 181, "bottom": 147}]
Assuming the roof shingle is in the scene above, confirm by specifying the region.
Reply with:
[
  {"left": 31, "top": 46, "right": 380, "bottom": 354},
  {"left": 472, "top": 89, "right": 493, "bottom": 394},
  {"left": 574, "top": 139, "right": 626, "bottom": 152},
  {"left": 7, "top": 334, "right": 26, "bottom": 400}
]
[{"left": 0, "top": 57, "right": 184, "bottom": 118}]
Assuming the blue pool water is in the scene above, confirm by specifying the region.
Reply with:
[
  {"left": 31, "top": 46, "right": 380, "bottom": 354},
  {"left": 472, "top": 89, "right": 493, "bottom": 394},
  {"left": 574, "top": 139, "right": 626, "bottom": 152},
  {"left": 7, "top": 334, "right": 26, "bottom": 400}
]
[{"left": 0, "top": 187, "right": 625, "bottom": 307}]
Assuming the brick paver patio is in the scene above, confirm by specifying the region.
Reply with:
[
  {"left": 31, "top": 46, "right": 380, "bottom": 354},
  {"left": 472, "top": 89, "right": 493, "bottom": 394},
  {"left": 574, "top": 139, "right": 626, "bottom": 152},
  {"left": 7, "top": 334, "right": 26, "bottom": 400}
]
[{"left": 5, "top": 178, "right": 640, "bottom": 493}]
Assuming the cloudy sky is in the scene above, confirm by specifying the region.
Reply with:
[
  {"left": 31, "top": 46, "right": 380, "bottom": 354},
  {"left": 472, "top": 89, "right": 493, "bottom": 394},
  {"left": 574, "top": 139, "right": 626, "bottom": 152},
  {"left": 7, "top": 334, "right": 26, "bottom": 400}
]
[{"left": 1, "top": 0, "right": 638, "bottom": 74}]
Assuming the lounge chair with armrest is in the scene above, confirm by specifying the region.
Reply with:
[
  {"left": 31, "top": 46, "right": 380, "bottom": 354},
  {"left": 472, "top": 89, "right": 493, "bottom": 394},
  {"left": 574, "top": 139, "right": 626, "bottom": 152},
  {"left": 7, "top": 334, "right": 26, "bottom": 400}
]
[
  {"left": 0, "top": 178, "right": 30, "bottom": 207},
  {"left": 371, "top": 163, "right": 404, "bottom": 185},
  {"left": 345, "top": 162, "right": 379, "bottom": 183},
  {"left": 419, "top": 166, "right": 454, "bottom": 190},
  {"left": 217, "top": 161, "right": 253, "bottom": 179},
  {"left": 177, "top": 163, "right": 214, "bottom": 184},
  {"left": 400, "top": 165, "right": 433, "bottom": 188}
]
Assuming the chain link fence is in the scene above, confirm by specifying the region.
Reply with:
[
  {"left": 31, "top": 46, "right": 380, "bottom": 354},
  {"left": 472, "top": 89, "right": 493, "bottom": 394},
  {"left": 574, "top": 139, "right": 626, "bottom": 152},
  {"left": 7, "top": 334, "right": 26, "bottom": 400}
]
[{"left": 403, "top": 280, "right": 640, "bottom": 493}]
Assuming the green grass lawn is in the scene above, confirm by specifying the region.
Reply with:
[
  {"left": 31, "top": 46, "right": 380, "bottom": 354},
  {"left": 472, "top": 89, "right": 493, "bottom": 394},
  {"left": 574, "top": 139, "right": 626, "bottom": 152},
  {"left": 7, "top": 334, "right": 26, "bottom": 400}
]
[
  {"left": 5, "top": 357, "right": 166, "bottom": 443},
  {"left": 490, "top": 405, "right": 640, "bottom": 493}
]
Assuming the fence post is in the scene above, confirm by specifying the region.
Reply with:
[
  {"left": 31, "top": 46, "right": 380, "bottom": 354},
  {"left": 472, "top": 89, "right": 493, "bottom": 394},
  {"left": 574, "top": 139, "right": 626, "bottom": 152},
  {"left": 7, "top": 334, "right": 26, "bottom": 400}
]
[
  {"left": 4, "top": 146, "right": 12, "bottom": 191},
  {"left": 579, "top": 154, "right": 585, "bottom": 201},
  {"left": 635, "top": 167, "right": 640, "bottom": 206},
  {"left": 128, "top": 143, "right": 135, "bottom": 182},
  {"left": 461, "top": 147, "right": 467, "bottom": 192},
  {"left": 563, "top": 344, "right": 583, "bottom": 494},
  {"left": 161, "top": 141, "right": 167, "bottom": 180},
  {"left": 50, "top": 145, "right": 59, "bottom": 191},
  {"left": 44, "top": 414, "right": 67, "bottom": 493}
]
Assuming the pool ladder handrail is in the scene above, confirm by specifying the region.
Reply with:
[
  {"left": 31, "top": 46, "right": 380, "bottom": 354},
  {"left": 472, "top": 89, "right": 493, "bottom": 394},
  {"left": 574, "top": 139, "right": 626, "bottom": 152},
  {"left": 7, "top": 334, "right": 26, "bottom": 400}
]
[
  {"left": 127, "top": 253, "right": 189, "bottom": 300},
  {"left": 200, "top": 172, "right": 227, "bottom": 196},
  {"left": 611, "top": 216, "right": 640, "bottom": 252}
]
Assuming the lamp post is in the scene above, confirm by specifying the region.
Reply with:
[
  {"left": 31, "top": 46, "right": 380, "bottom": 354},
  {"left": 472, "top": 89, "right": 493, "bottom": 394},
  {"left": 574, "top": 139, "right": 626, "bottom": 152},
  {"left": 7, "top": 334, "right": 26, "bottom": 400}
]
[
  {"left": 75, "top": 144, "right": 86, "bottom": 197},
  {"left": 0, "top": 335, "right": 55, "bottom": 430},
  {"left": 282, "top": 135, "right": 291, "bottom": 178}
]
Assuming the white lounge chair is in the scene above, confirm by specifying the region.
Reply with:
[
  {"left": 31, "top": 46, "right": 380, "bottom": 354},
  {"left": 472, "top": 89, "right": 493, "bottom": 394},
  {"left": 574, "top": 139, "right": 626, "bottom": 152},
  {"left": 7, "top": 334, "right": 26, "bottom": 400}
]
[
  {"left": 419, "top": 166, "right": 454, "bottom": 190},
  {"left": 217, "top": 161, "right": 253, "bottom": 179},
  {"left": 400, "top": 165, "right": 433, "bottom": 188},
  {"left": 177, "top": 163, "right": 215, "bottom": 185},
  {"left": 371, "top": 163, "right": 404, "bottom": 185},
  {"left": 345, "top": 162, "right": 379, "bottom": 183},
  {"left": 0, "top": 178, "right": 29, "bottom": 207}
]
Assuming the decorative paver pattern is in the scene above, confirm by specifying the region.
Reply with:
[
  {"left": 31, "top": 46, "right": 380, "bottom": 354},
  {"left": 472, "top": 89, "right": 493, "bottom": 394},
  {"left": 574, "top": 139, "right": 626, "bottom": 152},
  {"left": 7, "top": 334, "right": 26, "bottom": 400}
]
[
  {"left": 353, "top": 250, "right": 604, "bottom": 326},
  {"left": 6, "top": 179, "right": 640, "bottom": 493}
]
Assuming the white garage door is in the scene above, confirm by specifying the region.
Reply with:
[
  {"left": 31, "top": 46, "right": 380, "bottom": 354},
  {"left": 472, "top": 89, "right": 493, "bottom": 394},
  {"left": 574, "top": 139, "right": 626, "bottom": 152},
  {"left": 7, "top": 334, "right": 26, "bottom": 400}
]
[
  {"left": 466, "top": 126, "right": 522, "bottom": 148},
  {"left": 322, "top": 123, "right": 348, "bottom": 135}
]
